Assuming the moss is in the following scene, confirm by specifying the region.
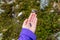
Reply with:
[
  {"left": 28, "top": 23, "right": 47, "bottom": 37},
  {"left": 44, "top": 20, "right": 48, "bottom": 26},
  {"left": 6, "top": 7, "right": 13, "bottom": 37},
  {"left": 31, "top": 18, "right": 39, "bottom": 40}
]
[{"left": 0, "top": 0, "right": 60, "bottom": 40}]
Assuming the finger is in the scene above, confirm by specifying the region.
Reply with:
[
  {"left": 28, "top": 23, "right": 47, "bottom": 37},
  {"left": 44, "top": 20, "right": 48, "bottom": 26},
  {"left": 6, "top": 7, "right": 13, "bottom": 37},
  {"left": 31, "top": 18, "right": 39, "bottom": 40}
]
[
  {"left": 33, "top": 16, "right": 36, "bottom": 24},
  {"left": 33, "top": 17, "right": 37, "bottom": 26},
  {"left": 31, "top": 13, "right": 36, "bottom": 22},
  {"left": 29, "top": 14, "right": 36, "bottom": 27},
  {"left": 35, "top": 17, "right": 37, "bottom": 26},
  {"left": 23, "top": 19, "right": 28, "bottom": 25},
  {"left": 28, "top": 13, "right": 36, "bottom": 22},
  {"left": 28, "top": 13, "right": 33, "bottom": 21}
]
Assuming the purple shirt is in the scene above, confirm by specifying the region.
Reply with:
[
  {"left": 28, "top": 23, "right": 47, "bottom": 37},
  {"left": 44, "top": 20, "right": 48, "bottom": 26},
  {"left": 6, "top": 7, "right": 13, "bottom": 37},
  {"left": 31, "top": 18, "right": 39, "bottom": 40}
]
[{"left": 18, "top": 28, "right": 36, "bottom": 40}]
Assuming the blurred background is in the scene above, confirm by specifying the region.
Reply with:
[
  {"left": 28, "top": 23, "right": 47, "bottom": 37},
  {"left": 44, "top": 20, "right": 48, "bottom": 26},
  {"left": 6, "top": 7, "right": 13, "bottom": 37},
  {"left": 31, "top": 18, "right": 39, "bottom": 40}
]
[{"left": 0, "top": 0, "right": 60, "bottom": 40}]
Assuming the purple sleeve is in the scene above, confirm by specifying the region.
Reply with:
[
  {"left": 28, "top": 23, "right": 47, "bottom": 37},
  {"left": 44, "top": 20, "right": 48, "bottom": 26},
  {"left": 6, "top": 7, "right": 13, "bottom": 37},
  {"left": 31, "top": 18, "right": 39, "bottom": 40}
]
[{"left": 18, "top": 28, "right": 36, "bottom": 40}]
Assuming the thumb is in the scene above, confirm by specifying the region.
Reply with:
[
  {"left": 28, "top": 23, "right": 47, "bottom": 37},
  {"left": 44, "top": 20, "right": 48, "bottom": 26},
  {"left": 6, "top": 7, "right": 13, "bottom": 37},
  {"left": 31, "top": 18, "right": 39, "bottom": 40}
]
[{"left": 23, "top": 19, "right": 28, "bottom": 25}]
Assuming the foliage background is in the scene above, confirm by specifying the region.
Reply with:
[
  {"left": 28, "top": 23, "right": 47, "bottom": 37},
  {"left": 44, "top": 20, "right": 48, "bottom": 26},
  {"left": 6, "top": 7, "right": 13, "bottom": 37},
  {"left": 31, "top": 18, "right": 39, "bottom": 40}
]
[{"left": 0, "top": 0, "right": 60, "bottom": 40}]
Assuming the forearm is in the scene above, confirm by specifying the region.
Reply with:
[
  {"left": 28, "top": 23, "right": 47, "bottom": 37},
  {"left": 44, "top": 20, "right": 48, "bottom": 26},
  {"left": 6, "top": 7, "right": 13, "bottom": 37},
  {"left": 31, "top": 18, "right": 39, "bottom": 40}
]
[{"left": 18, "top": 28, "right": 36, "bottom": 40}]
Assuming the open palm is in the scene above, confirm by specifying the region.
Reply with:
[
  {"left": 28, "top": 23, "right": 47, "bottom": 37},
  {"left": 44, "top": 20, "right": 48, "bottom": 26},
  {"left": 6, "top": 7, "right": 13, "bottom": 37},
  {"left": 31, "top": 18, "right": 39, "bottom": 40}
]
[{"left": 22, "top": 13, "right": 37, "bottom": 33}]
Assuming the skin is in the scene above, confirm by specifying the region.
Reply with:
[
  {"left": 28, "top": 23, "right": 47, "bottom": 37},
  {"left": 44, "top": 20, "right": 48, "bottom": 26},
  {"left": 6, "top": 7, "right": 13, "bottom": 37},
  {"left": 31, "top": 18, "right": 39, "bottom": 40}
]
[{"left": 22, "top": 13, "right": 37, "bottom": 33}]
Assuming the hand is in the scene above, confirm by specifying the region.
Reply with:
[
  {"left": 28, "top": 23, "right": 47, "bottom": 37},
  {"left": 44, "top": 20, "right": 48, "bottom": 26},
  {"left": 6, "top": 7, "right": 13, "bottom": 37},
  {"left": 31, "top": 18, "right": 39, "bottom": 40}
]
[{"left": 22, "top": 13, "right": 37, "bottom": 33}]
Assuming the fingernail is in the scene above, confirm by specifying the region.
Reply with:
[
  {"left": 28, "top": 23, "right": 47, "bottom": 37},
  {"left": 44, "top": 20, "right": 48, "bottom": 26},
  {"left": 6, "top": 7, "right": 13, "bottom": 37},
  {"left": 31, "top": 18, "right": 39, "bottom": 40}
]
[{"left": 31, "top": 9, "right": 37, "bottom": 14}]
